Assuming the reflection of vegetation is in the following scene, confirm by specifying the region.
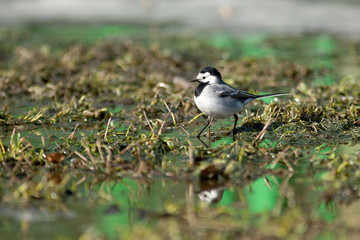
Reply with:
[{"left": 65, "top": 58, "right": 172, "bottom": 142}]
[
  {"left": 1, "top": 24, "right": 360, "bottom": 239},
  {"left": 244, "top": 176, "right": 279, "bottom": 213}
]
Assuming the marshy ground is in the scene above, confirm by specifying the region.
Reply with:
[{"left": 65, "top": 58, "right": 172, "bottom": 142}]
[{"left": 1, "top": 24, "right": 360, "bottom": 239}]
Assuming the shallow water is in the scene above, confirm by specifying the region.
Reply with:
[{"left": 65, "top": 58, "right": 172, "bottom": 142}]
[{"left": 1, "top": 159, "right": 358, "bottom": 240}]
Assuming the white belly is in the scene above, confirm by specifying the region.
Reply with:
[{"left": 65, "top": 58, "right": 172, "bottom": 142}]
[{"left": 194, "top": 94, "right": 245, "bottom": 118}]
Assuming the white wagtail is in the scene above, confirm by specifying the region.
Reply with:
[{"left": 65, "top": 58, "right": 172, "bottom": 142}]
[
  {"left": 198, "top": 188, "right": 224, "bottom": 204},
  {"left": 191, "top": 67, "right": 289, "bottom": 138}
]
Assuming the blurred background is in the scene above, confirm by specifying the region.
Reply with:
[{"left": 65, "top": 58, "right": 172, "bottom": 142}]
[{"left": 1, "top": 0, "right": 360, "bottom": 37}]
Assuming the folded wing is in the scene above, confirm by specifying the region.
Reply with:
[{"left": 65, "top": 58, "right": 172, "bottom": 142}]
[{"left": 215, "top": 85, "right": 257, "bottom": 103}]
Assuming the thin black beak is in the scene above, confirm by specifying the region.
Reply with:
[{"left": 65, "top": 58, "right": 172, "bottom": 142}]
[{"left": 191, "top": 79, "right": 199, "bottom": 82}]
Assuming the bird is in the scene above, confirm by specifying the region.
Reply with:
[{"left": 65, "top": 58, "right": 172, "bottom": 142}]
[
  {"left": 198, "top": 188, "right": 224, "bottom": 204},
  {"left": 191, "top": 67, "right": 289, "bottom": 138}
]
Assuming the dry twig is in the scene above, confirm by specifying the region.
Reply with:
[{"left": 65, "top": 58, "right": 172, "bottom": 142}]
[
  {"left": 96, "top": 139, "right": 105, "bottom": 163},
  {"left": 143, "top": 110, "right": 154, "bottom": 133},
  {"left": 253, "top": 117, "right": 273, "bottom": 143},
  {"left": 188, "top": 140, "right": 194, "bottom": 167},
  {"left": 68, "top": 123, "right": 79, "bottom": 140},
  {"left": 104, "top": 117, "right": 112, "bottom": 141}
]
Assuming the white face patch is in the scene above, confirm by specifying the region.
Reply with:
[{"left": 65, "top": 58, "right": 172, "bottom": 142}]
[
  {"left": 197, "top": 72, "right": 211, "bottom": 83},
  {"left": 198, "top": 190, "right": 219, "bottom": 202}
]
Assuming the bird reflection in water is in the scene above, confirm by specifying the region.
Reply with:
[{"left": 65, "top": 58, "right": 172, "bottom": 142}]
[{"left": 197, "top": 179, "right": 226, "bottom": 204}]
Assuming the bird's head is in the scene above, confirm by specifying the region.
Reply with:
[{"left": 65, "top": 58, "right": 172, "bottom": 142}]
[{"left": 191, "top": 67, "right": 222, "bottom": 85}]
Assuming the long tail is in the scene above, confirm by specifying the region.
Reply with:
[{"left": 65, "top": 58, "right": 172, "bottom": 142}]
[{"left": 255, "top": 92, "right": 290, "bottom": 99}]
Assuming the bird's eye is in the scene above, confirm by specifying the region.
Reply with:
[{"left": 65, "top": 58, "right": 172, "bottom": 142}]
[{"left": 202, "top": 76, "right": 205, "bottom": 79}]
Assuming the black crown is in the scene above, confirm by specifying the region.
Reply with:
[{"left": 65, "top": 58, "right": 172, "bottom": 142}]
[{"left": 200, "top": 67, "right": 222, "bottom": 78}]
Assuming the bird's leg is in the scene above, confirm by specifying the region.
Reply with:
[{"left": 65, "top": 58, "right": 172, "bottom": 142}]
[
  {"left": 197, "top": 116, "right": 211, "bottom": 138},
  {"left": 232, "top": 114, "right": 238, "bottom": 137},
  {"left": 198, "top": 138, "right": 209, "bottom": 148}
]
